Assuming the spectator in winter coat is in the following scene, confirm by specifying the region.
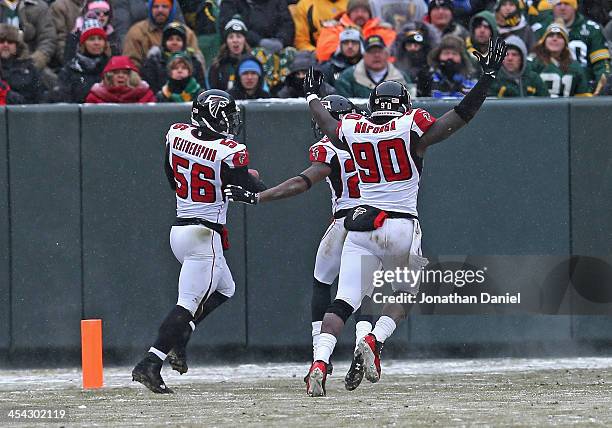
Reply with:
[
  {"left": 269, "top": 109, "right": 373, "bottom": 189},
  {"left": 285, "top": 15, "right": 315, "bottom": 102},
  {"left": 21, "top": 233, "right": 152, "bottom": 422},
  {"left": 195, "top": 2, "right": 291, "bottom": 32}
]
[
  {"left": 392, "top": 22, "right": 436, "bottom": 93},
  {"left": 63, "top": 0, "right": 122, "bottom": 65},
  {"left": 535, "top": 0, "right": 611, "bottom": 91},
  {"left": 489, "top": 35, "right": 549, "bottom": 96},
  {"left": 112, "top": 0, "right": 186, "bottom": 45},
  {"left": 228, "top": 56, "right": 270, "bottom": 99},
  {"left": 277, "top": 50, "right": 334, "bottom": 97},
  {"left": 219, "top": 0, "right": 295, "bottom": 50},
  {"left": 0, "top": 0, "right": 56, "bottom": 71},
  {"left": 85, "top": 55, "right": 156, "bottom": 102},
  {"left": 292, "top": 0, "right": 348, "bottom": 51},
  {"left": 528, "top": 22, "right": 592, "bottom": 96},
  {"left": 176, "top": 0, "right": 221, "bottom": 67},
  {"left": 420, "top": 34, "right": 476, "bottom": 97},
  {"left": 0, "top": 23, "right": 44, "bottom": 103},
  {"left": 315, "top": 0, "right": 396, "bottom": 62},
  {"left": 123, "top": 0, "right": 202, "bottom": 68},
  {"left": 140, "top": 21, "right": 205, "bottom": 92},
  {"left": 208, "top": 17, "right": 251, "bottom": 91},
  {"left": 495, "top": 0, "right": 536, "bottom": 49},
  {"left": 426, "top": 0, "right": 469, "bottom": 42},
  {"left": 156, "top": 52, "right": 202, "bottom": 101},
  {"left": 335, "top": 34, "right": 410, "bottom": 97},
  {"left": 320, "top": 27, "right": 363, "bottom": 85},
  {"left": 369, "top": 0, "right": 428, "bottom": 32},
  {"left": 51, "top": 18, "right": 110, "bottom": 102}
]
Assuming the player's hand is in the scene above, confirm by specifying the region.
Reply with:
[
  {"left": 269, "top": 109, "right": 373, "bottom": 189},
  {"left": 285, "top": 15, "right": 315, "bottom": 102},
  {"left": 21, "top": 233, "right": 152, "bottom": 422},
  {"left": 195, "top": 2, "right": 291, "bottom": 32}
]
[
  {"left": 224, "top": 185, "right": 258, "bottom": 205},
  {"left": 304, "top": 67, "right": 323, "bottom": 98},
  {"left": 472, "top": 37, "right": 508, "bottom": 78}
]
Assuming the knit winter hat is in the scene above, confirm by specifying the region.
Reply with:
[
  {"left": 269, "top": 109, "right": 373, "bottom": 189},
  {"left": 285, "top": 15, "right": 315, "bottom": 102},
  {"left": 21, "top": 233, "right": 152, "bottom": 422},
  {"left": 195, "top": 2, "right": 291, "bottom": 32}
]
[
  {"left": 80, "top": 18, "right": 107, "bottom": 44},
  {"left": 347, "top": 0, "right": 371, "bottom": 14},
  {"left": 238, "top": 59, "right": 262, "bottom": 76},
  {"left": 539, "top": 21, "right": 569, "bottom": 45},
  {"left": 429, "top": 0, "right": 453, "bottom": 14},
  {"left": 0, "top": 24, "right": 20, "bottom": 43},
  {"left": 167, "top": 52, "right": 193, "bottom": 74},
  {"left": 224, "top": 16, "right": 247, "bottom": 39},
  {"left": 551, "top": 0, "right": 577, "bottom": 9},
  {"left": 162, "top": 21, "right": 187, "bottom": 47}
]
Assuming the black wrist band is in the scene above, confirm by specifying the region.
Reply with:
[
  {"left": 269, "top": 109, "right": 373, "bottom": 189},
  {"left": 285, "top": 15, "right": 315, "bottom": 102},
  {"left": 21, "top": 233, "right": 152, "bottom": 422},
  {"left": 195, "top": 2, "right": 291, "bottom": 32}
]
[{"left": 298, "top": 173, "right": 312, "bottom": 189}]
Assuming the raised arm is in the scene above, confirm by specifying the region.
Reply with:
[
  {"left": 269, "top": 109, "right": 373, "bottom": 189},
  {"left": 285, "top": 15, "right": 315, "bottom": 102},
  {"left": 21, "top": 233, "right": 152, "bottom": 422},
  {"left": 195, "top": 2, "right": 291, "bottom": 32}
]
[
  {"left": 415, "top": 37, "right": 507, "bottom": 155},
  {"left": 304, "top": 68, "right": 343, "bottom": 146},
  {"left": 224, "top": 162, "right": 331, "bottom": 205}
]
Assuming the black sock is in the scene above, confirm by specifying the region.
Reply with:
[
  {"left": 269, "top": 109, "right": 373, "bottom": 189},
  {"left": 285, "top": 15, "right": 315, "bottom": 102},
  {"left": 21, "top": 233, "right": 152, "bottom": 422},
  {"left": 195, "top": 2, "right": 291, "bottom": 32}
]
[
  {"left": 152, "top": 305, "right": 194, "bottom": 355},
  {"left": 311, "top": 279, "right": 331, "bottom": 322},
  {"left": 195, "top": 291, "right": 230, "bottom": 325},
  {"left": 355, "top": 295, "right": 375, "bottom": 324}
]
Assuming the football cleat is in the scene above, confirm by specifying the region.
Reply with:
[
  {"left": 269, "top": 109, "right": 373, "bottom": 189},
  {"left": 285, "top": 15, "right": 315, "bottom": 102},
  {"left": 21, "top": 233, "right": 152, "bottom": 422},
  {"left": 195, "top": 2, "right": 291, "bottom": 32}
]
[
  {"left": 344, "top": 352, "right": 365, "bottom": 391},
  {"left": 306, "top": 360, "right": 328, "bottom": 397},
  {"left": 356, "top": 333, "right": 383, "bottom": 383},
  {"left": 167, "top": 346, "right": 188, "bottom": 375},
  {"left": 303, "top": 359, "right": 333, "bottom": 383},
  {"left": 131, "top": 353, "right": 174, "bottom": 394}
]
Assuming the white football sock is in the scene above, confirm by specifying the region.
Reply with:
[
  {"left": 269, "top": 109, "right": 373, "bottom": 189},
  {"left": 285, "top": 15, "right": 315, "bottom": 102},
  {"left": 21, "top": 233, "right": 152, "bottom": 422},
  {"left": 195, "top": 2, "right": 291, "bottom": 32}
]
[
  {"left": 311, "top": 321, "right": 322, "bottom": 359},
  {"left": 371, "top": 316, "right": 396, "bottom": 343},
  {"left": 313, "top": 333, "right": 337, "bottom": 364},
  {"left": 148, "top": 347, "right": 167, "bottom": 361},
  {"left": 355, "top": 321, "right": 373, "bottom": 347}
]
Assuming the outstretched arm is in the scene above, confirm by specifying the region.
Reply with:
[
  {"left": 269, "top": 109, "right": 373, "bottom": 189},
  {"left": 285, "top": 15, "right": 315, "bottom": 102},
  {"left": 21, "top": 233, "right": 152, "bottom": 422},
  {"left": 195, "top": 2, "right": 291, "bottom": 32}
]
[
  {"left": 415, "top": 38, "right": 507, "bottom": 156},
  {"left": 224, "top": 162, "right": 331, "bottom": 204},
  {"left": 304, "top": 68, "right": 344, "bottom": 147}
]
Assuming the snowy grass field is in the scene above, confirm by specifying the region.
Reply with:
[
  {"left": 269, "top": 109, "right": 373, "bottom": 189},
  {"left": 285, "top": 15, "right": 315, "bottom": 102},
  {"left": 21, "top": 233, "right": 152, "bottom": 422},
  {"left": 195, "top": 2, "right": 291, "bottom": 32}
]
[{"left": 1, "top": 358, "right": 612, "bottom": 426}]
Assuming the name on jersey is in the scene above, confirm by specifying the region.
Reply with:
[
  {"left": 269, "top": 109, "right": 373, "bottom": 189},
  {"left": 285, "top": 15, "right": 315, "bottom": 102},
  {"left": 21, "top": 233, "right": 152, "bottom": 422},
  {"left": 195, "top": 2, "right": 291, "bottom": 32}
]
[
  {"left": 173, "top": 137, "right": 217, "bottom": 161},
  {"left": 354, "top": 121, "right": 396, "bottom": 134}
]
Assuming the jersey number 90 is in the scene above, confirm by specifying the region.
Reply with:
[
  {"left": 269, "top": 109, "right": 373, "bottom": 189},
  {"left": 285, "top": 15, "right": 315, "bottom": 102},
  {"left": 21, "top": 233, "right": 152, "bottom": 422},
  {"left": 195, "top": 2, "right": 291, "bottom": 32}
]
[{"left": 352, "top": 138, "right": 412, "bottom": 183}]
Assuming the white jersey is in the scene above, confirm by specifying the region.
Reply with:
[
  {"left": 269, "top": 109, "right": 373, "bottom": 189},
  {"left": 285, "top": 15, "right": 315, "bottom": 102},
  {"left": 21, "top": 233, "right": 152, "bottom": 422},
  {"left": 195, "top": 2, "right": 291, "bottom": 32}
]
[
  {"left": 309, "top": 136, "right": 361, "bottom": 213},
  {"left": 166, "top": 123, "right": 249, "bottom": 224},
  {"left": 337, "top": 109, "right": 435, "bottom": 216}
]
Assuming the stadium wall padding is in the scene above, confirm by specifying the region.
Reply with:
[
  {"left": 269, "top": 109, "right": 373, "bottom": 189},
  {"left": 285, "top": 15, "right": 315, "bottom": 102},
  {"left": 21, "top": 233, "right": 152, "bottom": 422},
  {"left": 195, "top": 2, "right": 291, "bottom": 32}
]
[
  {"left": 7, "top": 105, "right": 82, "bottom": 353},
  {"left": 0, "top": 98, "right": 610, "bottom": 364},
  {"left": 0, "top": 107, "right": 8, "bottom": 353}
]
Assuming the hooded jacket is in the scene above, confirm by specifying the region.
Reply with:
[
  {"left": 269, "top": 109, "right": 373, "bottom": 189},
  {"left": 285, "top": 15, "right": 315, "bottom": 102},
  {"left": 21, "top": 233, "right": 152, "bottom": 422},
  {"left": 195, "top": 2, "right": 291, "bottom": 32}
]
[
  {"left": 392, "top": 22, "right": 436, "bottom": 84},
  {"left": 489, "top": 35, "right": 549, "bottom": 97},
  {"left": 315, "top": 12, "right": 397, "bottom": 62},
  {"left": 85, "top": 55, "right": 156, "bottom": 103},
  {"left": 277, "top": 50, "right": 335, "bottom": 97},
  {"left": 228, "top": 55, "right": 270, "bottom": 100},
  {"left": 466, "top": 11, "right": 498, "bottom": 56},
  {"left": 122, "top": 0, "right": 202, "bottom": 68}
]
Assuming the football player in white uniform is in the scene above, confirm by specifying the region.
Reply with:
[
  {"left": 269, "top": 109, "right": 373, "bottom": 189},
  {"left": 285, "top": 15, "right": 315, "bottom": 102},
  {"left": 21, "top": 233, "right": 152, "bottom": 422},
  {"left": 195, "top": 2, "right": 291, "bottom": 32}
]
[
  {"left": 224, "top": 95, "right": 375, "bottom": 390},
  {"left": 131, "top": 90, "right": 266, "bottom": 393},
  {"left": 300, "top": 37, "right": 508, "bottom": 396}
]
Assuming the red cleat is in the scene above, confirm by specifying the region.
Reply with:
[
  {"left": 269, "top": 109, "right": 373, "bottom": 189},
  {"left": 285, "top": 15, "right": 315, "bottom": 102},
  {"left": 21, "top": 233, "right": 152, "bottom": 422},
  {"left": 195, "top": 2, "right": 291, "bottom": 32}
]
[
  {"left": 356, "top": 333, "right": 382, "bottom": 383},
  {"left": 306, "top": 360, "right": 328, "bottom": 397}
]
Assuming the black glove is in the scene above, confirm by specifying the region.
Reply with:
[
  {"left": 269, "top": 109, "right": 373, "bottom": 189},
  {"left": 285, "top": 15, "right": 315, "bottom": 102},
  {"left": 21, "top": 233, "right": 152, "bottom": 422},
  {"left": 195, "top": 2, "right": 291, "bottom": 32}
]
[
  {"left": 304, "top": 67, "right": 323, "bottom": 98},
  {"left": 224, "top": 185, "right": 258, "bottom": 204},
  {"left": 472, "top": 37, "right": 508, "bottom": 78}
]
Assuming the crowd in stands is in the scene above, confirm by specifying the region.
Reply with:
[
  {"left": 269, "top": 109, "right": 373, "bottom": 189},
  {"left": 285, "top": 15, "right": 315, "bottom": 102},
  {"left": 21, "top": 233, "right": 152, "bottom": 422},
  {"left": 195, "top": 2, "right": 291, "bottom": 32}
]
[{"left": 0, "top": 0, "right": 609, "bottom": 104}]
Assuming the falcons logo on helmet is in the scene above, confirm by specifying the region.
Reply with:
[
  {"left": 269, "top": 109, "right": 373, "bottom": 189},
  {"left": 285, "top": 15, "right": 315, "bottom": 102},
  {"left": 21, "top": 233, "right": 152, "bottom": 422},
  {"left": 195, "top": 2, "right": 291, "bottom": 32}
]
[{"left": 206, "top": 95, "right": 229, "bottom": 118}]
